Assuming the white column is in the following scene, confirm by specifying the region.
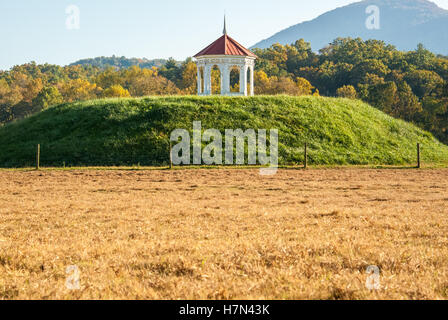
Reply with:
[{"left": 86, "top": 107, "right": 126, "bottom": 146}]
[
  {"left": 197, "top": 66, "right": 201, "bottom": 95},
  {"left": 205, "top": 65, "right": 212, "bottom": 95},
  {"left": 239, "top": 66, "right": 243, "bottom": 95},
  {"left": 240, "top": 65, "right": 248, "bottom": 96},
  {"left": 203, "top": 66, "right": 208, "bottom": 95},
  {"left": 250, "top": 66, "right": 254, "bottom": 96}
]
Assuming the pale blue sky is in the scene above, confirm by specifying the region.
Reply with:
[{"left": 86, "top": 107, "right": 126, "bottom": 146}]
[{"left": 1, "top": 0, "right": 448, "bottom": 70}]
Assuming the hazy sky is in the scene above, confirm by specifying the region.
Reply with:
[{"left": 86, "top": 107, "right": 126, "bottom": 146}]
[{"left": 1, "top": 0, "right": 448, "bottom": 70}]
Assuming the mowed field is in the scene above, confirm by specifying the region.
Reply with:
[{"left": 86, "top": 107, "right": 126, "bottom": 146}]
[{"left": 0, "top": 168, "right": 447, "bottom": 300}]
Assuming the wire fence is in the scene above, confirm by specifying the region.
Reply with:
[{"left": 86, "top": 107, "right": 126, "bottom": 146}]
[{"left": 27, "top": 142, "right": 424, "bottom": 170}]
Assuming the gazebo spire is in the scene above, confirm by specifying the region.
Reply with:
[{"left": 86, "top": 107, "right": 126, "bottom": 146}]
[{"left": 223, "top": 15, "right": 227, "bottom": 35}]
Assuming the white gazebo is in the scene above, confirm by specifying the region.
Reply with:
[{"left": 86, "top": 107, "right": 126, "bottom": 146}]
[{"left": 193, "top": 18, "right": 257, "bottom": 96}]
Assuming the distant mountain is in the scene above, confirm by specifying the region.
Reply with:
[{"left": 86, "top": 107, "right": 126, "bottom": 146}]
[
  {"left": 252, "top": 0, "right": 448, "bottom": 54},
  {"left": 69, "top": 56, "right": 169, "bottom": 69}
]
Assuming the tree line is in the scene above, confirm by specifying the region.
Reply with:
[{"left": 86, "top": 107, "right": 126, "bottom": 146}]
[{"left": 1, "top": 37, "right": 447, "bottom": 144}]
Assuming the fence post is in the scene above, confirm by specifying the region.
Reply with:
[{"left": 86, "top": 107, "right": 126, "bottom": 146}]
[
  {"left": 36, "top": 144, "right": 40, "bottom": 170},
  {"left": 417, "top": 143, "right": 421, "bottom": 169},
  {"left": 304, "top": 142, "right": 308, "bottom": 169},
  {"left": 169, "top": 140, "right": 173, "bottom": 169}
]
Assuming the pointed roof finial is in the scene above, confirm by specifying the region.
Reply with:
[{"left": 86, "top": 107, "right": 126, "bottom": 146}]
[{"left": 223, "top": 14, "right": 227, "bottom": 35}]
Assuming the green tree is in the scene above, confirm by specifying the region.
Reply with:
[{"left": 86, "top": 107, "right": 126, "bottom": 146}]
[
  {"left": 406, "top": 44, "right": 435, "bottom": 69},
  {"left": 159, "top": 58, "right": 182, "bottom": 85},
  {"left": 32, "top": 87, "right": 63, "bottom": 111},
  {"left": 393, "top": 81, "right": 422, "bottom": 121},
  {"left": 404, "top": 70, "right": 444, "bottom": 98}
]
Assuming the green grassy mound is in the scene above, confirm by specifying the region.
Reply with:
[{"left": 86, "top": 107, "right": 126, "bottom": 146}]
[{"left": 0, "top": 95, "right": 447, "bottom": 167}]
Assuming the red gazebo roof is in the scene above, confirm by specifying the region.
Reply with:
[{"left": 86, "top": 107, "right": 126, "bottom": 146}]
[{"left": 194, "top": 34, "right": 257, "bottom": 58}]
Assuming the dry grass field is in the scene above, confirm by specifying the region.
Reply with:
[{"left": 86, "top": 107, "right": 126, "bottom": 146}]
[{"left": 0, "top": 168, "right": 447, "bottom": 300}]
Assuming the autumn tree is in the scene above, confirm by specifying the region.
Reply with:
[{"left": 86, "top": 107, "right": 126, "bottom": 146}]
[
  {"left": 295, "top": 77, "right": 314, "bottom": 95},
  {"left": 102, "top": 85, "right": 131, "bottom": 98},
  {"left": 95, "top": 67, "right": 122, "bottom": 89},
  {"left": 336, "top": 85, "right": 357, "bottom": 99},
  {"left": 179, "top": 59, "right": 197, "bottom": 94},
  {"left": 254, "top": 70, "right": 271, "bottom": 95},
  {"left": 59, "top": 79, "right": 99, "bottom": 102},
  {"left": 211, "top": 66, "right": 221, "bottom": 95}
]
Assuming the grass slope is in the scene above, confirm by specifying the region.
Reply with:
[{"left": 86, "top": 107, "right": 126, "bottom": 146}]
[{"left": 0, "top": 95, "right": 447, "bottom": 167}]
